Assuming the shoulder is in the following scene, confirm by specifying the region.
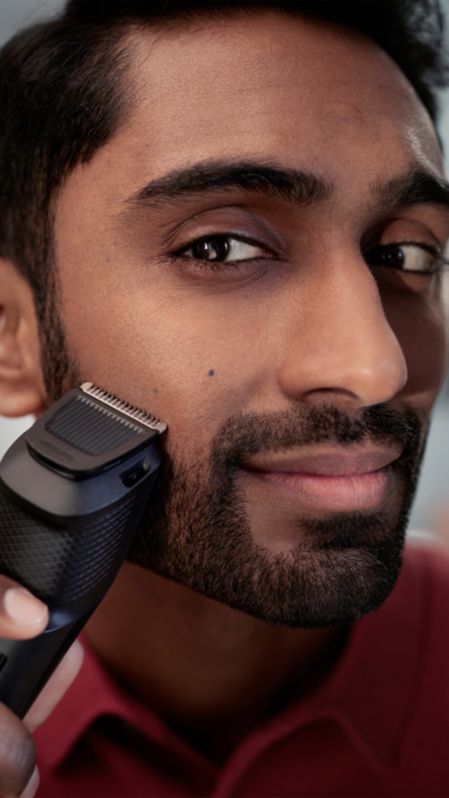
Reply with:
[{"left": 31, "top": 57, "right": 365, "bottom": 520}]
[
  {"left": 392, "top": 540, "right": 449, "bottom": 774},
  {"left": 403, "top": 538, "right": 449, "bottom": 602},
  {"left": 397, "top": 539, "right": 449, "bottom": 642},
  {"left": 398, "top": 540, "right": 449, "bottom": 703},
  {"left": 366, "top": 540, "right": 449, "bottom": 693}
]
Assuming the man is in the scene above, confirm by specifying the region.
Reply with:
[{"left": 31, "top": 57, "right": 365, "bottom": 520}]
[{"left": 0, "top": 0, "right": 448, "bottom": 795}]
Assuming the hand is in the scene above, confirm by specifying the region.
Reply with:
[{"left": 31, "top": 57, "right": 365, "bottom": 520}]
[{"left": 0, "top": 577, "right": 83, "bottom": 798}]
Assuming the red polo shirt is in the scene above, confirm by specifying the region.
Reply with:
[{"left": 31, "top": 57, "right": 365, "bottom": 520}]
[{"left": 34, "top": 542, "right": 449, "bottom": 797}]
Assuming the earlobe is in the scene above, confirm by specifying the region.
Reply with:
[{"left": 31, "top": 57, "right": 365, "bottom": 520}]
[{"left": 0, "top": 260, "right": 47, "bottom": 418}]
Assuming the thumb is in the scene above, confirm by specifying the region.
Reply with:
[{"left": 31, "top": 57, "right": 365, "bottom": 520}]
[{"left": 23, "top": 640, "right": 84, "bottom": 733}]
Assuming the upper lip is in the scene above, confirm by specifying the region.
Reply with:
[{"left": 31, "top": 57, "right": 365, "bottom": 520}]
[{"left": 242, "top": 445, "right": 402, "bottom": 477}]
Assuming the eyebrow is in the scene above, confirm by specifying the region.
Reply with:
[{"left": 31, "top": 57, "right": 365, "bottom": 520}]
[
  {"left": 372, "top": 170, "right": 449, "bottom": 215},
  {"left": 126, "top": 158, "right": 449, "bottom": 216},
  {"left": 127, "top": 160, "right": 332, "bottom": 208}
]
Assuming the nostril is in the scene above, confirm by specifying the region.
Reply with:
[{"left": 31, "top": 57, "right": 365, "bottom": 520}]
[{"left": 303, "top": 386, "right": 360, "bottom": 401}]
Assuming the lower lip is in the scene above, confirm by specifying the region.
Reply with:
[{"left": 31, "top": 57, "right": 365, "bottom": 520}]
[{"left": 247, "top": 468, "right": 392, "bottom": 513}]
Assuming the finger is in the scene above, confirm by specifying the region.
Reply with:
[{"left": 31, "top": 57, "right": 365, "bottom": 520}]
[
  {"left": 18, "top": 766, "right": 39, "bottom": 798},
  {"left": 0, "top": 702, "right": 35, "bottom": 798},
  {"left": 24, "top": 640, "right": 84, "bottom": 732},
  {"left": 0, "top": 579, "right": 48, "bottom": 641}
]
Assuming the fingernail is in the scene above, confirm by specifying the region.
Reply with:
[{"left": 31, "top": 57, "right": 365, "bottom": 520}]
[
  {"left": 4, "top": 588, "right": 47, "bottom": 626},
  {"left": 20, "top": 766, "right": 40, "bottom": 798}
]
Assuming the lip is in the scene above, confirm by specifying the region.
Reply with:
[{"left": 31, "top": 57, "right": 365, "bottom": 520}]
[
  {"left": 242, "top": 445, "right": 401, "bottom": 477},
  {"left": 241, "top": 446, "right": 401, "bottom": 513}
]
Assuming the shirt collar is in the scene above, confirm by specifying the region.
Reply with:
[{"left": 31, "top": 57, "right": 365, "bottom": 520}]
[
  {"left": 214, "top": 544, "right": 427, "bottom": 774},
  {"left": 313, "top": 542, "right": 426, "bottom": 767},
  {"left": 36, "top": 639, "right": 216, "bottom": 777},
  {"left": 35, "top": 544, "right": 427, "bottom": 774}
]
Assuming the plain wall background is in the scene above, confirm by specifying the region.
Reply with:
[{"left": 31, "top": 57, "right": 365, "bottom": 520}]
[{"left": 0, "top": 0, "right": 448, "bottom": 531}]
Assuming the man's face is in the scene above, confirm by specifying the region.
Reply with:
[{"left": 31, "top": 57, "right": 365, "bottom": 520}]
[{"left": 52, "top": 12, "right": 448, "bottom": 626}]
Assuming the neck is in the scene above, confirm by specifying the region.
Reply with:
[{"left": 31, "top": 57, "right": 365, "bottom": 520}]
[{"left": 84, "top": 562, "right": 347, "bottom": 763}]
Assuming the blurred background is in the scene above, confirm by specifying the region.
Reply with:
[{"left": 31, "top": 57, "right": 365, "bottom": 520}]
[{"left": 0, "top": 0, "right": 448, "bottom": 535}]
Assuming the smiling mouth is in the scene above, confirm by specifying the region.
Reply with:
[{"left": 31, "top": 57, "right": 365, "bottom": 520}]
[{"left": 240, "top": 446, "right": 401, "bottom": 513}]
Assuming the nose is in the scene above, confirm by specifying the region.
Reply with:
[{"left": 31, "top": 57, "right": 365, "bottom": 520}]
[{"left": 278, "top": 253, "right": 408, "bottom": 408}]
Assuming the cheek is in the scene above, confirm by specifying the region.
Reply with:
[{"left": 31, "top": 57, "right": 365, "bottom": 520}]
[
  {"left": 58, "top": 270, "right": 277, "bottom": 460},
  {"left": 383, "top": 284, "right": 447, "bottom": 403}
]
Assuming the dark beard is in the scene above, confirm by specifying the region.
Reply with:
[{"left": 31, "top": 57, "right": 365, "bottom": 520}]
[{"left": 128, "top": 403, "right": 425, "bottom": 628}]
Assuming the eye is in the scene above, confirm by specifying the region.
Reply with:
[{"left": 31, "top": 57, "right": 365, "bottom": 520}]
[
  {"left": 364, "top": 242, "right": 449, "bottom": 275},
  {"left": 176, "top": 234, "right": 269, "bottom": 264}
]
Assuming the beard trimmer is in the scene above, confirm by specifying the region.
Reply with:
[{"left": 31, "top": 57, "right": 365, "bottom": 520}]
[{"left": 0, "top": 382, "right": 167, "bottom": 718}]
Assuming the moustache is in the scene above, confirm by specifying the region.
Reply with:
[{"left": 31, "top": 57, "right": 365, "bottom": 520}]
[{"left": 211, "top": 403, "right": 423, "bottom": 468}]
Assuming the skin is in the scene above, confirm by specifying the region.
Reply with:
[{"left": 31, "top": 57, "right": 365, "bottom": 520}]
[{"left": 0, "top": 10, "right": 448, "bottom": 790}]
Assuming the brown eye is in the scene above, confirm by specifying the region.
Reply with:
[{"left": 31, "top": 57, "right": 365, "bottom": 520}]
[
  {"left": 365, "top": 243, "right": 444, "bottom": 274},
  {"left": 180, "top": 234, "right": 268, "bottom": 263},
  {"left": 190, "top": 237, "right": 231, "bottom": 261}
]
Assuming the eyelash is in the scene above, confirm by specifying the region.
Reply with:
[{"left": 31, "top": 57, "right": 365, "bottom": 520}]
[
  {"left": 364, "top": 241, "right": 449, "bottom": 276},
  {"left": 170, "top": 233, "right": 449, "bottom": 275},
  {"left": 170, "top": 233, "right": 275, "bottom": 271}
]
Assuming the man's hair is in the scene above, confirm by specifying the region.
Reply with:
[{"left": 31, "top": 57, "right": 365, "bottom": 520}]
[{"left": 0, "top": 0, "right": 448, "bottom": 389}]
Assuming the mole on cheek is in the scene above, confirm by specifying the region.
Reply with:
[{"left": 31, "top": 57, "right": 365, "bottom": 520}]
[{"left": 208, "top": 369, "right": 216, "bottom": 377}]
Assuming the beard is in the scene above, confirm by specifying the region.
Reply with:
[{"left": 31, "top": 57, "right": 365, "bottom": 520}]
[{"left": 127, "top": 402, "right": 425, "bottom": 629}]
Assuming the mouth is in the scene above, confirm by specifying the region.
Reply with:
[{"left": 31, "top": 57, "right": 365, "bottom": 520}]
[{"left": 240, "top": 445, "right": 401, "bottom": 513}]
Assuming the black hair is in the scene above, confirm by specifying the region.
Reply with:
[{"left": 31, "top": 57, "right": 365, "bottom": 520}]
[{"left": 0, "top": 0, "right": 447, "bottom": 391}]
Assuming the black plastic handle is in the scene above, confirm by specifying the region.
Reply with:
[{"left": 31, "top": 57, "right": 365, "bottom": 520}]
[
  {"left": 0, "top": 433, "right": 161, "bottom": 716},
  {"left": 0, "top": 611, "right": 93, "bottom": 718}
]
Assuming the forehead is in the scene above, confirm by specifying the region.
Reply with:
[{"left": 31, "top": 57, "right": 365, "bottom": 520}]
[
  {"left": 120, "top": 11, "right": 442, "bottom": 169},
  {"left": 58, "top": 10, "right": 444, "bottom": 216}
]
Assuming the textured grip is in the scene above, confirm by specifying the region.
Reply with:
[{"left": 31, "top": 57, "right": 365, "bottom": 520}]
[
  {"left": 0, "top": 486, "right": 137, "bottom": 606},
  {"left": 0, "top": 399, "right": 163, "bottom": 718}
]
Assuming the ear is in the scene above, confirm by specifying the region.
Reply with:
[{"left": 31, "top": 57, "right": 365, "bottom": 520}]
[{"left": 0, "top": 259, "right": 47, "bottom": 418}]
